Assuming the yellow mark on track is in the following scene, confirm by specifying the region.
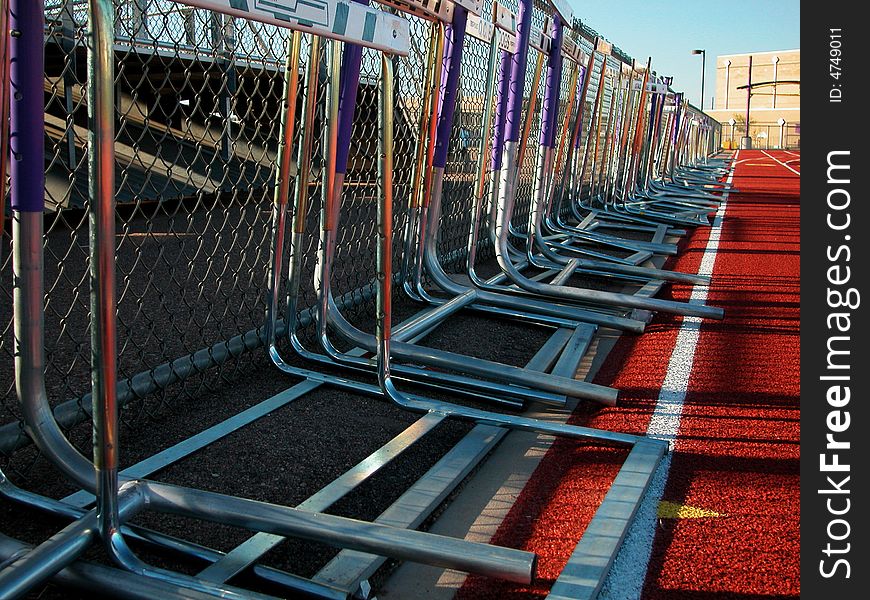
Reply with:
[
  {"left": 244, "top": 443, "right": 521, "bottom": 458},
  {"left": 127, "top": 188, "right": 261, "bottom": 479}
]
[{"left": 657, "top": 501, "right": 724, "bottom": 519}]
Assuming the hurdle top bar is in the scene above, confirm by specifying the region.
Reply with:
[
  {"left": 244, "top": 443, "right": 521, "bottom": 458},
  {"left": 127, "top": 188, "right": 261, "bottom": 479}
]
[
  {"left": 466, "top": 2, "right": 517, "bottom": 45},
  {"left": 529, "top": 15, "right": 553, "bottom": 54},
  {"left": 466, "top": 11, "right": 494, "bottom": 43},
  {"left": 174, "top": 0, "right": 411, "bottom": 54},
  {"left": 595, "top": 37, "right": 613, "bottom": 56},
  {"left": 377, "top": 0, "right": 483, "bottom": 23},
  {"left": 547, "top": 0, "right": 574, "bottom": 23},
  {"left": 494, "top": 2, "right": 518, "bottom": 33},
  {"left": 560, "top": 35, "right": 585, "bottom": 64}
]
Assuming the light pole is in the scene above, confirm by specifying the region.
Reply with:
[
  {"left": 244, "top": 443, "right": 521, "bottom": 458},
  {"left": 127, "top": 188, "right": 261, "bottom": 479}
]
[
  {"left": 741, "top": 55, "right": 753, "bottom": 149},
  {"left": 772, "top": 55, "right": 780, "bottom": 108},
  {"left": 691, "top": 49, "right": 706, "bottom": 110},
  {"left": 724, "top": 59, "right": 731, "bottom": 108}
]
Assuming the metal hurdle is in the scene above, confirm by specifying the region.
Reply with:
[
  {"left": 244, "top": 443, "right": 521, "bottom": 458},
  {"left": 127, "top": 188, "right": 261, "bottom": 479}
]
[
  {"left": 619, "top": 83, "right": 722, "bottom": 216},
  {"left": 262, "top": 0, "right": 618, "bottom": 408},
  {"left": 2, "top": 3, "right": 628, "bottom": 464},
  {"left": 458, "top": 9, "right": 712, "bottom": 314},
  {"left": 518, "top": 38, "right": 711, "bottom": 288},
  {"left": 407, "top": 1, "right": 652, "bottom": 339},
  {"left": 0, "top": 0, "right": 714, "bottom": 463},
  {"left": 625, "top": 89, "right": 736, "bottom": 207},
  {"left": 577, "top": 65, "right": 727, "bottom": 229},
  {"left": 477, "top": 1, "right": 723, "bottom": 319},
  {"left": 0, "top": 1, "right": 730, "bottom": 598},
  {"left": 507, "top": 31, "right": 722, "bottom": 298},
  {"left": 267, "top": 0, "right": 677, "bottom": 409},
  {"left": 0, "top": 1, "right": 570, "bottom": 597}
]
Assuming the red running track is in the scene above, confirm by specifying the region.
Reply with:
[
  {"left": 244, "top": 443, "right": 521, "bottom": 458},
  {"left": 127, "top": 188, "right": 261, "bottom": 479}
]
[{"left": 457, "top": 150, "right": 800, "bottom": 599}]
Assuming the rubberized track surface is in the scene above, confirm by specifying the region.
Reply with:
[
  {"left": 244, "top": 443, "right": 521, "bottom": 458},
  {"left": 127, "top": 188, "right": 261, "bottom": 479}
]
[{"left": 458, "top": 150, "right": 800, "bottom": 599}]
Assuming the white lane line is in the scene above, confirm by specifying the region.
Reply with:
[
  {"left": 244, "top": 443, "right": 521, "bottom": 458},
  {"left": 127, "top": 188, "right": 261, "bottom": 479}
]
[
  {"left": 783, "top": 150, "right": 800, "bottom": 157},
  {"left": 761, "top": 149, "right": 801, "bottom": 176},
  {"left": 598, "top": 150, "right": 738, "bottom": 600}
]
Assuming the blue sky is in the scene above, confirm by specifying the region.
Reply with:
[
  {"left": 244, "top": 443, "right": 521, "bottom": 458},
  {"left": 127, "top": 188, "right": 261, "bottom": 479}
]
[{"left": 567, "top": 0, "right": 800, "bottom": 110}]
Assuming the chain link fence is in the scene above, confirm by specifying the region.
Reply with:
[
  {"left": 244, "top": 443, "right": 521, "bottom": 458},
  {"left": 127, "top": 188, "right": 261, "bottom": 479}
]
[
  {"left": 1, "top": 0, "right": 642, "bottom": 481},
  {"left": 720, "top": 120, "right": 799, "bottom": 150}
]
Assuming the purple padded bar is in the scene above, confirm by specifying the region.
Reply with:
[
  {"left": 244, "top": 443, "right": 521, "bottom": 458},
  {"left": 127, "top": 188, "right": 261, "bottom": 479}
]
[
  {"left": 9, "top": 0, "right": 45, "bottom": 212},
  {"left": 335, "top": 0, "right": 369, "bottom": 175},
  {"left": 490, "top": 50, "right": 512, "bottom": 171},
  {"left": 504, "top": 0, "right": 532, "bottom": 142},
  {"left": 538, "top": 15, "right": 563, "bottom": 149},
  {"left": 433, "top": 8, "right": 469, "bottom": 169}
]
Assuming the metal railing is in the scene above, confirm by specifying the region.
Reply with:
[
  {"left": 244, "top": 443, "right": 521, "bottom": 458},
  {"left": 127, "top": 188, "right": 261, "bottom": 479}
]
[
  {"left": 1, "top": 0, "right": 729, "bottom": 597},
  {"left": 1, "top": 0, "right": 726, "bottom": 473},
  {"left": 720, "top": 121, "right": 800, "bottom": 150}
]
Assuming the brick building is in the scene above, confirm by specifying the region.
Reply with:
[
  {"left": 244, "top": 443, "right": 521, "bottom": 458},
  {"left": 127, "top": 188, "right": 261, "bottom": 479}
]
[{"left": 706, "top": 49, "right": 800, "bottom": 149}]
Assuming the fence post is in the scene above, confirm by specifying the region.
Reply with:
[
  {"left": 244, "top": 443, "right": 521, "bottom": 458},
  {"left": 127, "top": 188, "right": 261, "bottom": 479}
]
[
  {"left": 60, "top": 7, "right": 78, "bottom": 172},
  {"left": 210, "top": 11, "right": 237, "bottom": 188},
  {"left": 740, "top": 54, "right": 752, "bottom": 149}
]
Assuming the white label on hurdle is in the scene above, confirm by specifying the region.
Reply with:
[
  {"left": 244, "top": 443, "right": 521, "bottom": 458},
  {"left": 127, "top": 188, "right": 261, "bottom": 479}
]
[
  {"left": 529, "top": 18, "right": 552, "bottom": 54},
  {"left": 493, "top": 2, "right": 518, "bottom": 34},
  {"left": 377, "top": 0, "right": 450, "bottom": 22},
  {"left": 466, "top": 11, "right": 494, "bottom": 43},
  {"left": 175, "top": 1, "right": 411, "bottom": 54},
  {"left": 529, "top": 30, "right": 551, "bottom": 54},
  {"left": 395, "top": 0, "right": 485, "bottom": 22},
  {"left": 548, "top": 0, "right": 574, "bottom": 23},
  {"left": 498, "top": 28, "right": 518, "bottom": 53},
  {"left": 595, "top": 37, "right": 613, "bottom": 55},
  {"left": 561, "top": 38, "right": 587, "bottom": 64},
  {"left": 646, "top": 81, "right": 669, "bottom": 94},
  {"left": 560, "top": 36, "right": 578, "bottom": 61},
  {"left": 451, "top": 0, "right": 483, "bottom": 16}
]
